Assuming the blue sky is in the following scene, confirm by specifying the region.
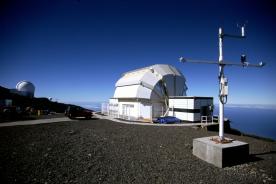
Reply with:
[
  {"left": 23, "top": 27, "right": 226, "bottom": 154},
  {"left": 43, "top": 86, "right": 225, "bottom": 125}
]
[{"left": 1, "top": 0, "right": 276, "bottom": 105}]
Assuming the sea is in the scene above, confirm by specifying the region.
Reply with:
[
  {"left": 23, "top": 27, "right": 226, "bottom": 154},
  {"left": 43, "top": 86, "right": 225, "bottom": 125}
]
[
  {"left": 76, "top": 102, "right": 276, "bottom": 141},
  {"left": 214, "top": 104, "right": 276, "bottom": 141}
]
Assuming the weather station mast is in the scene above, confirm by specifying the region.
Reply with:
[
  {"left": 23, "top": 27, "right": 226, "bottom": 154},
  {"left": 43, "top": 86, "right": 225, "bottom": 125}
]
[
  {"left": 180, "top": 25, "right": 266, "bottom": 168},
  {"left": 179, "top": 24, "right": 265, "bottom": 142}
]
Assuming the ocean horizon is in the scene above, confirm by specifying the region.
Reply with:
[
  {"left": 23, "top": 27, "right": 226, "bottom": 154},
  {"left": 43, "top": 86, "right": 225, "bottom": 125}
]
[
  {"left": 214, "top": 104, "right": 276, "bottom": 141},
  {"left": 74, "top": 102, "right": 276, "bottom": 141}
]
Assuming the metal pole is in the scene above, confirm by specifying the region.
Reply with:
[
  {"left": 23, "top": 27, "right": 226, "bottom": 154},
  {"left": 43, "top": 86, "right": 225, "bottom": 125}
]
[
  {"left": 179, "top": 25, "right": 264, "bottom": 141},
  {"left": 218, "top": 27, "right": 224, "bottom": 140}
]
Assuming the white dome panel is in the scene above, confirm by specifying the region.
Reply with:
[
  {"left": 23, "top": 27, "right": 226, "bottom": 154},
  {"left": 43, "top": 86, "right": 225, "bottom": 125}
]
[{"left": 113, "top": 64, "right": 187, "bottom": 100}]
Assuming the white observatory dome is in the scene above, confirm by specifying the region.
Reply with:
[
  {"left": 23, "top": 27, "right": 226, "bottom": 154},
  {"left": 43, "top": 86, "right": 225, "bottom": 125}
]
[
  {"left": 110, "top": 64, "right": 187, "bottom": 120},
  {"left": 114, "top": 64, "right": 187, "bottom": 99},
  {"left": 16, "top": 81, "right": 35, "bottom": 97}
]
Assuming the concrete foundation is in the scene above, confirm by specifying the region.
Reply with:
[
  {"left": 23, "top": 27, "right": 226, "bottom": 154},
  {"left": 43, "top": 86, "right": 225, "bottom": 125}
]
[{"left": 193, "top": 136, "right": 249, "bottom": 168}]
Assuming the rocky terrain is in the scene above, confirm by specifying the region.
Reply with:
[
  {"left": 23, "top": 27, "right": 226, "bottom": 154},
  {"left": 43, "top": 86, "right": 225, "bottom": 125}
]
[{"left": 0, "top": 119, "right": 275, "bottom": 183}]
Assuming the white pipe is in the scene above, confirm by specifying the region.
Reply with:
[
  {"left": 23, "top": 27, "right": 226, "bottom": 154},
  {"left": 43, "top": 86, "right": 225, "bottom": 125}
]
[{"left": 218, "top": 27, "right": 224, "bottom": 140}]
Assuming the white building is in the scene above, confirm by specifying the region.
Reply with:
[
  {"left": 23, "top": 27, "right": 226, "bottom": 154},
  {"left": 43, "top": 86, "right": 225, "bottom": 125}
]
[
  {"left": 107, "top": 64, "right": 187, "bottom": 121},
  {"left": 168, "top": 96, "right": 213, "bottom": 122}
]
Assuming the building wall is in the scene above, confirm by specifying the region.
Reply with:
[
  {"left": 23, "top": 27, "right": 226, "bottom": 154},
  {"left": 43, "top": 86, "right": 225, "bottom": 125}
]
[
  {"left": 169, "top": 97, "right": 213, "bottom": 122},
  {"left": 108, "top": 98, "right": 166, "bottom": 121},
  {"left": 139, "top": 102, "right": 151, "bottom": 120},
  {"left": 152, "top": 102, "right": 165, "bottom": 118},
  {"left": 119, "top": 102, "right": 138, "bottom": 120},
  {"left": 108, "top": 99, "right": 140, "bottom": 120},
  {"left": 108, "top": 97, "right": 213, "bottom": 122}
]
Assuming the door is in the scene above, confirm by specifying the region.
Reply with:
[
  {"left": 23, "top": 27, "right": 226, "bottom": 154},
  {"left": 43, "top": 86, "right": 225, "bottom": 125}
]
[
  {"left": 122, "top": 104, "right": 134, "bottom": 120},
  {"left": 140, "top": 103, "right": 152, "bottom": 120}
]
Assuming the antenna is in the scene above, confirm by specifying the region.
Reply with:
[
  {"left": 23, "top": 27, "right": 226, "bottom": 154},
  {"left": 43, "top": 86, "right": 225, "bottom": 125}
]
[
  {"left": 241, "top": 25, "right": 245, "bottom": 37},
  {"left": 237, "top": 21, "right": 248, "bottom": 37},
  {"left": 179, "top": 25, "right": 265, "bottom": 142}
]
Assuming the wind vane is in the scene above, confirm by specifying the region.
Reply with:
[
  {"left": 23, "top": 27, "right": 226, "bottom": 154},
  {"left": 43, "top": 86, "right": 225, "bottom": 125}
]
[{"left": 179, "top": 24, "right": 265, "bottom": 141}]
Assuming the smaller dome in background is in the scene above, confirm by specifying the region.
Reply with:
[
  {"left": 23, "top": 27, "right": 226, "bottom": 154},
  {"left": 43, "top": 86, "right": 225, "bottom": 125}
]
[{"left": 16, "top": 81, "right": 35, "bottom": 98}]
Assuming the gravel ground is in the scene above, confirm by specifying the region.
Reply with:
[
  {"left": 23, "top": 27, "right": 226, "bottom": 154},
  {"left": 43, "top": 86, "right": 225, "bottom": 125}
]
[{"left": 0, "top": 119, "right": 275, "bottom": 184}]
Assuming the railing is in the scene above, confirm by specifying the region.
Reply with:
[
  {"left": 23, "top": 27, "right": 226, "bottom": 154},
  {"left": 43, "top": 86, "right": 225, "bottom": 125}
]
[{"left": 201, "top": 116, "right": 214, "bottom": 124}]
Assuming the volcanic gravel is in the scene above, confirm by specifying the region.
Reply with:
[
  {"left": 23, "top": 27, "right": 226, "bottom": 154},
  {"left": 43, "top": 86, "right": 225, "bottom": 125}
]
[{"left": 0, "top": 119, "right": 275, "bottom": 184}]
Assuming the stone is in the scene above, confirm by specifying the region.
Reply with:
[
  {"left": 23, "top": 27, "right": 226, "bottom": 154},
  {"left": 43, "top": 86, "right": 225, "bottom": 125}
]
[{"left": 193, "top": 136, "right": 249, "bottom": 168}]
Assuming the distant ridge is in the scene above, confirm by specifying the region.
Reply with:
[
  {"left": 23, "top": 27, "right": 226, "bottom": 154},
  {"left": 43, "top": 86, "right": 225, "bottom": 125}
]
[{"left": 0, "top": 86, "right": 81, "bottom": 113}]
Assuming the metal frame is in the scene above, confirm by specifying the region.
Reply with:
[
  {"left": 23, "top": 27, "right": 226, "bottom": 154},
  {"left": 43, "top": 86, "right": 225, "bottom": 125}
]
[{"left": 180, "top": 26, "right": 265, "bottom": 141}]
